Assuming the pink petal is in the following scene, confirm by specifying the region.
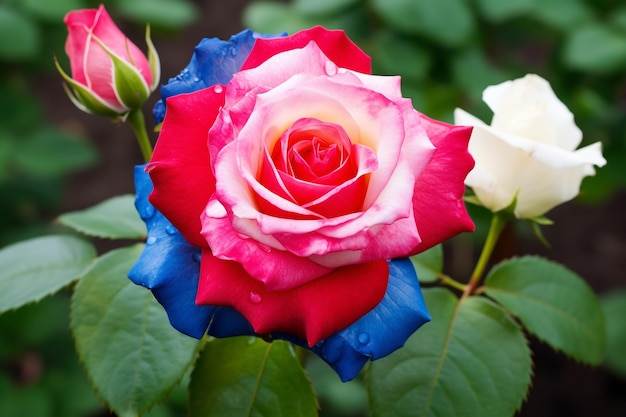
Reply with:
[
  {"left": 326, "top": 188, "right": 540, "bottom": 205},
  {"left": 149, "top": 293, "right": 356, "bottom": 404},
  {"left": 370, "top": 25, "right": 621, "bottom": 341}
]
[
  {"left": 201, "top": 201, "right": 333, "bottom": 290},
  {"left": 409, "top": 114, "right": 475, "bottom": 254}
]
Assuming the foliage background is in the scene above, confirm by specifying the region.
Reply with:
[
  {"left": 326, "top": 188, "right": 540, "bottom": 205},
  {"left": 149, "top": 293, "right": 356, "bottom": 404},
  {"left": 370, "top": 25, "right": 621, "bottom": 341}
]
[{"left": 0, "top": 0, "right": 625, "bottom": 415}]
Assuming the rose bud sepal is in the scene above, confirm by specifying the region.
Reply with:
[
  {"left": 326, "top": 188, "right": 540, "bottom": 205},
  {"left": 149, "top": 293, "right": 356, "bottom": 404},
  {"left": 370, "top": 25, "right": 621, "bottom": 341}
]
[{"left": 55, "top": 55, "right": 125, "bottom": 119}]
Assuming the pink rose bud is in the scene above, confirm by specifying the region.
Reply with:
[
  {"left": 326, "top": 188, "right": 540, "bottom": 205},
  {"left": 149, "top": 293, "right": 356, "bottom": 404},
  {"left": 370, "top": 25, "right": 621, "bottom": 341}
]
[{"left": 55, "top": 4, "right": 160, "bottom": 119}]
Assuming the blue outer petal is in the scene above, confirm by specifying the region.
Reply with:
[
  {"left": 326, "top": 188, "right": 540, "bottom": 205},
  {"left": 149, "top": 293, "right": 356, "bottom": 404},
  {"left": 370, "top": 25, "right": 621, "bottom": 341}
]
[
  {"left": 128, "top": 165, "right": 254, "bottom": 338},
  {"left": 153, "top": 29, "right": 285, "bottom": 123},
  {"left": 306, "top": 258, "right": 430, "bottom": 381}
]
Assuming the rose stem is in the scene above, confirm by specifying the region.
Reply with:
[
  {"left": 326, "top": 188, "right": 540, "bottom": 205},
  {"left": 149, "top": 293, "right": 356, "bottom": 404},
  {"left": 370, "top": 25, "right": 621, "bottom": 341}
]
[{"left": 127, "top": 107, "right": 153, "bottom": 163}]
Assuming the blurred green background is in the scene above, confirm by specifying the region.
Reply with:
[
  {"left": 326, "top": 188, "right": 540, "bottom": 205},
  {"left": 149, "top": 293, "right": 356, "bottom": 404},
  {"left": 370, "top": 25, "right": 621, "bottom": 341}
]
[{"left": 1, "top": 0, "right": 625, "bottom": 415}]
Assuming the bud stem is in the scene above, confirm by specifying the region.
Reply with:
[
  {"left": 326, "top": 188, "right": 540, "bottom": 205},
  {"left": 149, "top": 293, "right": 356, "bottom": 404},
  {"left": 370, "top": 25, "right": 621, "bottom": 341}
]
[{"left": 127, "top": 108, "right": 153, "bottom": 162}]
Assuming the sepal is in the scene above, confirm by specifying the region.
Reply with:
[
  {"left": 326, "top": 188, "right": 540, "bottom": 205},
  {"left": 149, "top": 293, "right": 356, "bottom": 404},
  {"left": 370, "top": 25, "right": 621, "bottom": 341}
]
[
  {"left": 145, "top": 24, "right": 161, "bottom": 92},
  {"left": 54, "top": 56, "right": 126, "bottom": 119}
]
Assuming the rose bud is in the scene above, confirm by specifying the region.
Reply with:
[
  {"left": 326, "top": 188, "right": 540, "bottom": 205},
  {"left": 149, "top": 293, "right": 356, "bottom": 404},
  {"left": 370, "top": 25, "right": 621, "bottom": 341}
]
[{"left": 55, "top": 4, "right": 160, "bottom": 119}]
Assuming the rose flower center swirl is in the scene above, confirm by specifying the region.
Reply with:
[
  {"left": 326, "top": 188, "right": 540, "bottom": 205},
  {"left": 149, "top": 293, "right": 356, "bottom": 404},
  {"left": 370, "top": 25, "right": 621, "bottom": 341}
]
[{"left": 260, "top": 117, "right": 373, "bottom": 219}]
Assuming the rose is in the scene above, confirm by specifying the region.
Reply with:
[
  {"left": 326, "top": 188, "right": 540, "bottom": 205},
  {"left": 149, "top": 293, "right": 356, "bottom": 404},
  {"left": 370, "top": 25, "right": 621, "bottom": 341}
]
[
  {"left": 454, "top": 74, "right": 606, "bottom": 219},
  {"left": 149, "top": 26, "right": 474, "bottom": 341},
  {"left": 56, "top": 4, "right": 160, "bottom": 118},
  {"left": 130, "top": 27, "right": 474, "bottom": 380}
]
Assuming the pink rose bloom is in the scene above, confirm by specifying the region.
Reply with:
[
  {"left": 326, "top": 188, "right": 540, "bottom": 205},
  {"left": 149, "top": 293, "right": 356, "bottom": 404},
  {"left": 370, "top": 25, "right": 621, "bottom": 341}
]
[
  {"left": 148, "top": 27, "right": 474, "bottom": 346},
  {"left": 59, "top": 4, "right": 159, "bottom": 117}
]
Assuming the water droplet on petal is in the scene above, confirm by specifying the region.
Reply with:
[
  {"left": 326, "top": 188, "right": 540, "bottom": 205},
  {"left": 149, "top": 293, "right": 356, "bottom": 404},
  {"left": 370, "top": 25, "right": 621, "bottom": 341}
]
[
  {"left": 325, "top": 61, "right": 338, "bottom": 76},
  {"left": 324, "top": 60, "right": 338, "bottom": 76},
  {"left": 141, "top": 205, "right": 155, "bottom": 220},
  {"left": 358, "top": 332, "right": 370, "bottom": 345},
  {"left": 214, "top": 85, "right": 223, "bottom": 94},
  {"left": 192, "top": 252, "right": 201, "bottom": 263},
  {"left": 249, "top": 292, "right": 262, "bottom": 304},
  {"left": 165, "top": 224, "right": 177, "bottom": 235},
  {"left": 146, "top": 236, "right": 157, "bottom": 245},
  {"left": 230, "top": 47, "right": 238, "bottom": 56}
]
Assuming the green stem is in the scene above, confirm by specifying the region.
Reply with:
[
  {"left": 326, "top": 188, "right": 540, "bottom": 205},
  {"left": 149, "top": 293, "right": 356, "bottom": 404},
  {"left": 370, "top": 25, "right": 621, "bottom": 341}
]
[
  {"left": 464, "top": 213, "right": 508, "bottom": 296},
  {"left": 127, "top": 108, "right": 153, "bottom": 163},
  {"left": 438, "top": 274, "right": 467, "bottom": 292}
]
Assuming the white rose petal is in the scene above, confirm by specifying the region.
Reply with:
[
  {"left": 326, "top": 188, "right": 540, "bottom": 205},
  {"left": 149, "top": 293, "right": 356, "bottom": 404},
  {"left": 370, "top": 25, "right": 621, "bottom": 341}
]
[{"left": 454, "top": 74, "right": 606, "bottom": 218}]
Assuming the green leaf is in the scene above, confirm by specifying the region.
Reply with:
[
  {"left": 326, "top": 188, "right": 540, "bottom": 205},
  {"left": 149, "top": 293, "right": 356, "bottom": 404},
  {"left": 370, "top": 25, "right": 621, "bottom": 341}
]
[
  {"left": 58, "top": 195, "right": 145, "bottom": 240},
  {"left": 189, "top": 337, "right": 318, "bottom": 417},
  {"left": 306, "top": 354, "right": 367, "bottom": 416},
  {"left": 530, "top": 0, "right": 594, "bottom": 32},
  {"left": 13, "top": 128, "right": 97, "bottom": 176},
  {"left": 451, "top": 49, "right": 509, "bottom": 99},
  {"left": 409, "top": 244, "right": 442, "bottom": 283},
  {"left": 473, "top": 0, "right": 533, "bottom": 22},
  {"left": 244, "top": 2, "right": 317, "bottom": 35},
  {"left": 370, "top": 30, "right": 431, "bottom": 82},
  {"left": 116, "top": 0, "right": 199, "bottom": 30},
  {"left": 600, "top": 290, "right": 626, "bottom": 378},
  {"left": 71, "top": 245, "right": 200, "bottom": 417},
  {"left": 563, "top": 24, "right": 626, "bottom": 73},
  {"left": 370, "top": 0, "right": 474, "bottom": 47},
  {"left": 0, "top": 235, "right": 96, "bottom": 313},
  {"left": 293, "top": 0, "right": 360, "bottom": 15},
  {"left": 484, "top": 256, "right": 605, "bottom": 364},
  {"left": 610, "top": 6, "right": 626, "bottom": 33},
  {"left": 21, "top": 0, "right": 86, "bottom": 22},
  {"left": 0, "top": 6, "right": 39, "bottom": 61},
  {"left": 368, "top": 288, "right": 531, "bottom": 417}
]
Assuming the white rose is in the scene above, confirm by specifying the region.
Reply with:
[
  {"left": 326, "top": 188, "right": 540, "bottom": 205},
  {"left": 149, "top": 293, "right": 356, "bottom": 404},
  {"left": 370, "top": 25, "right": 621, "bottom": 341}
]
[{"left": 454, "top": 74, "right": 606, "bottom": 219}]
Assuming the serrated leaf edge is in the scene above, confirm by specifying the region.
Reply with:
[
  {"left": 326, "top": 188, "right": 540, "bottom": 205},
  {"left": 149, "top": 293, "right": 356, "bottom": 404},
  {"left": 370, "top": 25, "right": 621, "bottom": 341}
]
[
  {"left": 70, "top": 245, "right": 198, "bottom": 417},
  {"left": 483, "top": 256, "right": 605, "bottom": 364}
]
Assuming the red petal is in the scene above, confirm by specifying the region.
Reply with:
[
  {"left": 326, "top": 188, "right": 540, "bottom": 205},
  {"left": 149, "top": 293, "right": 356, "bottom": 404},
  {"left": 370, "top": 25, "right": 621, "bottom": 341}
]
[
  {"left": 197, "top": 250, "right": 389, "bottom": 346},
  {"left": 410, "top": 115, "right": 475, "bottom": 254},
  {"left": 242, "top": 26, "right": 371, "bottom": 74},
  {"left": 147, "top": 87, "right": 225, "bottom": 248}
]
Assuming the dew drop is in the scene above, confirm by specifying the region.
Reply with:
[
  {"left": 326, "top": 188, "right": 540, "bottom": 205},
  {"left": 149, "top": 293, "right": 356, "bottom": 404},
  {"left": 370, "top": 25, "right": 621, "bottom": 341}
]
[
  {"left": 192, "top": 252, "right": 201, "bottom": 263},
  {"left": 230, "top": 47, "right": 238, "bottom": 56},
  {"left": 165, "top": 224, "right": 177, "bottom": 235},
  {"left": 146, "top": 235, "right": 157, "bottom": 245},
  {"left": 249, "top": 292, "right": 262, "bottom": 304},
  {"left": 324, "top": 60, "right": 338, "bottom": 76},
  {"left": 214, "top": 85, "right": 223, "bottom": 94},
  {"left": 141, "top": 205, "right": 155, "bottom": 220},
  {"left": 358, "top": 332, "right": 370, "bottom": 345}
]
